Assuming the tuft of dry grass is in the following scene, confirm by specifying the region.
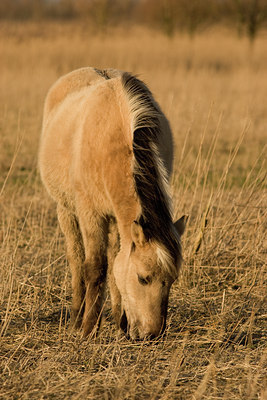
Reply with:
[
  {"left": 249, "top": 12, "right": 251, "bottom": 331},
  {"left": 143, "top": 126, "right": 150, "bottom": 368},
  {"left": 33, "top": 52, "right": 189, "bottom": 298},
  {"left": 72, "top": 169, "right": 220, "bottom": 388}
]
[{"left": 0, "top": 22, "right": 266, "bottom": 399}]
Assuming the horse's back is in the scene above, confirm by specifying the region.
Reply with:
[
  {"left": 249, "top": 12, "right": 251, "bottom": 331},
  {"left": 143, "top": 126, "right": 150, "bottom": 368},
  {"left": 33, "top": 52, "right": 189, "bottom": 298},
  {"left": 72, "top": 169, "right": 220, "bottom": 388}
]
[{"left": 43, "top": 67, "right": 122, "bottom": 123}]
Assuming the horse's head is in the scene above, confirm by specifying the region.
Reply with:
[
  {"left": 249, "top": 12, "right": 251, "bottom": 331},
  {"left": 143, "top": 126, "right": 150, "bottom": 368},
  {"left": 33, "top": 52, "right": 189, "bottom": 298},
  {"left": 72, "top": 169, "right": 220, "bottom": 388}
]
[{"left": 114, "top": 216, "right": 186, "bottom": 340}]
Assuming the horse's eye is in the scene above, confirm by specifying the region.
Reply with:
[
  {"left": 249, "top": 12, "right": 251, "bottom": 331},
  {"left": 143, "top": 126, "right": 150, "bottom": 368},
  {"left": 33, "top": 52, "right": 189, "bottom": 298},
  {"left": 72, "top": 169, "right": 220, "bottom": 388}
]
[
  {"left": 138, "top": 275, "right": 149, "bottom": 285},
  {"left": 162, "top": 280, "right": 166, "bottom": 287}
]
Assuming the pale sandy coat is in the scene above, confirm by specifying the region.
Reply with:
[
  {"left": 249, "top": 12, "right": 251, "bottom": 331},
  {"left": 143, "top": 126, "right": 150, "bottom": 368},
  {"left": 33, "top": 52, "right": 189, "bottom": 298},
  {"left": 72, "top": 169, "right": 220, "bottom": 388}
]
[{"left": 39, "top": 67, "right": 185, "bottom": 339}]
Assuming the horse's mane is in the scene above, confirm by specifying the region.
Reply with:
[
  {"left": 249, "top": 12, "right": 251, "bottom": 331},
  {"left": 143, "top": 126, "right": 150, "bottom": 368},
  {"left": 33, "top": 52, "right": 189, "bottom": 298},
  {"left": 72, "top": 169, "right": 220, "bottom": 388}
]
[
  {"left": 93, "top": 68, "right": 181, "bottom": 275},
  {"left": 121, "top": 72, "right": 182, "bottom": 276}
]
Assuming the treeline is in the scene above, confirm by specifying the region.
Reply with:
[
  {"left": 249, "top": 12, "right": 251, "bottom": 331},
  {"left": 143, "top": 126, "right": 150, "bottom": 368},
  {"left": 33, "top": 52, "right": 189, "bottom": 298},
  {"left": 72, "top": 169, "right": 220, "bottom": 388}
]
[{"left": 1, "top": 0, "right": 267, "bottom": 40}]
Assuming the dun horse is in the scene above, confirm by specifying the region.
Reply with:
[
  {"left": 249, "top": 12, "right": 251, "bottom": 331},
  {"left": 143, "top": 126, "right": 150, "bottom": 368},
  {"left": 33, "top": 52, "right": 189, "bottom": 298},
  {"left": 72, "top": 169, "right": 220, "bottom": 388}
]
[{"left": 39, "top": 67, "right": 186, "bottom": 340}]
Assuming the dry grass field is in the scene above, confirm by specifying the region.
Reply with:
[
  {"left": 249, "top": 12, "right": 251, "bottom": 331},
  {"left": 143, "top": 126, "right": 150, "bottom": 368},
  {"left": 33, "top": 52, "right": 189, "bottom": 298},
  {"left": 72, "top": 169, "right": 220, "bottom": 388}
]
[{"left": 0, "top": 22, "right": 266, "bottom": 399}]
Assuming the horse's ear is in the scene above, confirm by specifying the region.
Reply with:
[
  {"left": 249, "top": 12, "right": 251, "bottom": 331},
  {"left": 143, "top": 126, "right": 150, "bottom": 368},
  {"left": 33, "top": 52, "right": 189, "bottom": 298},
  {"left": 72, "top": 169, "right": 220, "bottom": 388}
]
[
  {"left": 131, "top": 221, "right": 146, "bottom": 246},
  {"left": 174, "top": 215, "right": 188, "bottom": 236}
]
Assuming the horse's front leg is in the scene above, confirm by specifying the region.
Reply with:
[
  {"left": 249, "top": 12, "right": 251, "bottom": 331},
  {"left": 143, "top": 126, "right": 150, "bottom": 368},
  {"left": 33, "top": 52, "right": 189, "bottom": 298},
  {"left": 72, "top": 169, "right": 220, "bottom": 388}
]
[
  {"left": 107, "top": 217, "right": 122, "bottom": 328},
  {"left": 108, "top": 268, "right": 122, "bottom": 328},
  {"left": 82, "top": 256, "right": 107, "bottom": 337},
  {"left": 57, "top": 205, "right": 85, "bottom": 329},
  {"left": 79, "top": 212, "right": 109, "bottom": 337}
]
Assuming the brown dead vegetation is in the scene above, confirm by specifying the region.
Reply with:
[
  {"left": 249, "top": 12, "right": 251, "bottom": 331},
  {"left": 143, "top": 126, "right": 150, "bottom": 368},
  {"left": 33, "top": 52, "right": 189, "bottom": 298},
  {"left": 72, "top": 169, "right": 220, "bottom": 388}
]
[{"left": 0, "top": 22, "right": 266, "bottom": 399}]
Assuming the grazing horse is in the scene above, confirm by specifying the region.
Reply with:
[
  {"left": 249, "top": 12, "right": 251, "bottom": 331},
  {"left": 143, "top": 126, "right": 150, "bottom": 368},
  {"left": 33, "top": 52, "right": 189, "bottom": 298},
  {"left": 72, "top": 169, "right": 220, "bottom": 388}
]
[{"left": 39, "top": 67, "right": 186, "bottom": 340}]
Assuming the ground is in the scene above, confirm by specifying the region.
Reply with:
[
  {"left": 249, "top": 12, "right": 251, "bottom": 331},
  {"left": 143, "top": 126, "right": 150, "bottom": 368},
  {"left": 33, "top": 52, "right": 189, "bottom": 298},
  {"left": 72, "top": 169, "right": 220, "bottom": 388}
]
[{"left": 0, "top": 22, "right": 266, "bottom": 399}]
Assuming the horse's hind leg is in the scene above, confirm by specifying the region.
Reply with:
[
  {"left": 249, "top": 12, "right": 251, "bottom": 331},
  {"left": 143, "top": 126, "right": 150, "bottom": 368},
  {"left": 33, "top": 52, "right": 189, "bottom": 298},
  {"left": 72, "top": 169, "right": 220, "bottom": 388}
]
[
  {"left": 78, "top": 212, "right": 108, "bottom": 337},
  {"left": 57, "top": 205, "right": 85, "bottom": 328}
]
